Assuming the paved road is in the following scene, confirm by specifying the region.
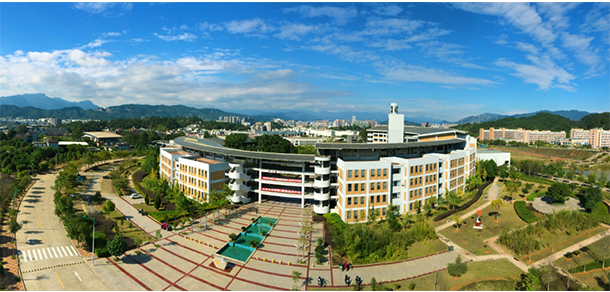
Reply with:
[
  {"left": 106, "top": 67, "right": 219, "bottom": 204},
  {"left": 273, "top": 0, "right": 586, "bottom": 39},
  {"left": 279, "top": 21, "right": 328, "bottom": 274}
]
[{"left": 17, "top": 171, "right": 111, "bottom": 291}]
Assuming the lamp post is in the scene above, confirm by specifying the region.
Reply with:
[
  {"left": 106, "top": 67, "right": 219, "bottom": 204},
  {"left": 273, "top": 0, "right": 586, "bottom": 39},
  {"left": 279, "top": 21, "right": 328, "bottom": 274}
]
[{"left": 294, "top": 243, "right": 302, "bottom": 262}]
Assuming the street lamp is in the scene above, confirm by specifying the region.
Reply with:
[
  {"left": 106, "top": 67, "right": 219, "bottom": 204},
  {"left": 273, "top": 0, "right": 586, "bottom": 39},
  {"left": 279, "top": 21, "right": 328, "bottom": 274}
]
[
  {"left": 83, "top": 215, "right": 96, "bottom": 266},
  {"left": 294, "top": 243, "right": 302, "bottom": 262}
]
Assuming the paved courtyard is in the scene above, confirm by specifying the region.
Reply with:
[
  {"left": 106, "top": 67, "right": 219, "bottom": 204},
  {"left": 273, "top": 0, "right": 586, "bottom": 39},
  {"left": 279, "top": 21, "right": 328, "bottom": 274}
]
[{"left": 533, "top": 197, "right": 584, "bottom": 214}]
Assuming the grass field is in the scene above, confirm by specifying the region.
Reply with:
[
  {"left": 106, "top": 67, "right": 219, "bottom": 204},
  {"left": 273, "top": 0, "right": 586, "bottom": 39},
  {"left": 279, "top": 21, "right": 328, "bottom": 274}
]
[
  {"left": 308, "top": 259, "right": 523, "bottom": 291},
  {"left": 498, "top": 181, "right": 549, "bottom": 200},
  {"left": 93, "top": 204, "right": 154, "bottom": 246},
  {"left": 405, "top": 239, "right": 449, "bottom": 259},
  {"left": 440, "top": 202, "right": 526, "bottom": 256},
  {"left": 573, "top": 269, "right": 610, "bottom": 291},
  {"left": 554, "top": 237, "right": 610, "bottom": 272},
  {"left": 492, "top": 146, "right": 595, "bottom": 161},
  {"left": 429, "top": 183, "right": 493, "bottom": 229}
]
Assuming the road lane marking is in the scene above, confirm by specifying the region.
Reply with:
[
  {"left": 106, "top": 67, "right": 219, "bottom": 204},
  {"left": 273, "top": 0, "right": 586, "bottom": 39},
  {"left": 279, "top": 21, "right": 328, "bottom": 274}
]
[
  {"left": 82, "top": 203, "right": 88, "bottom": 215},
  {"left": 21, "top": 251, "right": 27, "bottom": 262},
  {"left": 60, "top": 246, "right": 68, "bottom": 257},
  {"left": 55, "top": 272, "right": 65, "bottom": 288},
  {"left": 74, "top": 272, "right": 82, "bottom": 282},
  {"left": 65, "top": 246, "right": 74, "bottom": 256},
  {"left": 36, "top": 207, "right": 38, "bottom": 213},
  {"left": 41, "top": 236, "right": 44, "bottom": 244},
  {"left": 37, "top": 249, "right": 43, "bottom": 261},
  {"left": 42, "top": 248, "right": 48, "bottom": 259},
  {"left": 27, "top": 250, "right": 32, "bottom": 261},
  {"left": 52, "top": 247, "right": 59, "bottom": 258},
  {"left": 47, "top": 248, "right": 53, "bottom": 258},
  {"left": 71, "top": 246, "right": 78, "bottom": 256},
  {"left": 32, "top": 250, "right": 37, "bottom": 261}
]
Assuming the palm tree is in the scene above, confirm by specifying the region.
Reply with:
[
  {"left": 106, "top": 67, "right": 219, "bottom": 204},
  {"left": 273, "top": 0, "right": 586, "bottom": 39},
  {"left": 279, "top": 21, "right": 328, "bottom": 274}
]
[
  {"left": 491, "top": 199, "right": 503, "bottom": 222},
  {"left": 453, "top": 215, "right": 462, "bottom": 232}
]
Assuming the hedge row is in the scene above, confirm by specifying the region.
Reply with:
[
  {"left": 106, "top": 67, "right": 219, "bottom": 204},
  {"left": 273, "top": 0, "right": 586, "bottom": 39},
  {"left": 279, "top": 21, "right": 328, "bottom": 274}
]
[
  {"left": 514, "top": 201, "right": 538, "bottom": 223},
  {"left": 570, "top": 258, "right": 610, "bottom": 273},
  {"left": 527, "top": 191, "right": 545, "bottom": 201},
  {"left": 433, "top": 179, "right": 493, "bottom": 222}
]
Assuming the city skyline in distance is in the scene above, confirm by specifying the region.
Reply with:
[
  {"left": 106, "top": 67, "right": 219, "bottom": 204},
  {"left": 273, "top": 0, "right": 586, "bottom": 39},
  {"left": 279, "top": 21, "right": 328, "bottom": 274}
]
[{"left": 1, "top": 2, "right": 608, "bottom": 121}]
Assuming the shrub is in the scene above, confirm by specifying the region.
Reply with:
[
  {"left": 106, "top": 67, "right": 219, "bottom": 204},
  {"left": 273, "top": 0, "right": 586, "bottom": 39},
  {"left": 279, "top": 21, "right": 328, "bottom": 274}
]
[
  {"left": 522, "top": 187, "right": 529, "bottom": 194},
  {"left": 95, "top": 247, "right": 109, "bottom": 257},
  {"left": 229, "top": 233, "right": 237, "bottom": 242},
  {"left": 514, "top": 201, "right": 538, "bottom": 223},
  {"left": 447, "top": 255, "right": 468, "bottom": 277},
  {"left": 527, "top": 192, "right": 545, "bottom": 201},
  {"left": 565, "top": 252, "right": 573, "bottom": 258},
  {"left": 241, "top": 226, "right": 247, "bottom": 232},
  {"left": 250, "top": 240, "right": 259, "bottom": 248},
  {"left": 408, "top": 282, "right": 416, "bottom": 291},
  {"left": 570, "top": 257, "right": 610, "bottom": 273},
  {"left": 315, "top": 252, "right": 324, "bottom": 264},
  {"left": 261, "top": 231, "right": 267, "bottom": 236},
  {"left": 580, "top": 246, "right": 589, "bottom": 253}
]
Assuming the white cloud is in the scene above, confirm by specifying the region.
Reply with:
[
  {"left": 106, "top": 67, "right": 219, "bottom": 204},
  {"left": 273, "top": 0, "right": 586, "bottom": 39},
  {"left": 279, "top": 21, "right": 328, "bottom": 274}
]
[
  {"left": 494, "top": 34, "right": 508, "bottom": 45},
  {"left": 223, "top": 18, "right": 274, "bottom": 36},
  {"left": 362, "top": 18, "right": 424, "bottom": 36},
  {"left": 283, "top": 5, "right": 357, "bottom": 25},
  {"left": 581, "top": 3, "right": 609, "bottom": 35},
  {"left": 380, "top": 65, "right": 495, "bottom": 86},
  {"left": 102, "top": 32, "right": 122, "bottom": 37},
  {"left": 495, "top": 55, "right": 575, "bottom": 91},
  {"left": 305, "top": 43, "right": 379, "bottom": 63},
  {"left": 371, "top": 4, "right": 403, "bottom": 16},
  {"left": 66, "top": 50, "right": 111, "bottom": 67},
  {"left": 367, "top": 39, "right": 412, "bottom": 51},
  {"left": 417, "top": 41, "right": 463, "bottom": 58},
  {"left": 73, "top": 2, "right": 132, "bottom": 14},
  {"left": 560, "top": 32, "right": 603, "bottom": 76},
  {"left": 455, "top": 3, "right": 556, "bottom": 45},
  {"left": 515, "top": 42, "right": 539, "bottom": 55},
  {"left": 154, "top": 32, "right": 197, "bottom": 42},
  {"left": 79, "top": 39, "right": 109, "bottom": 49},
  {"left": 274, "top": 23, "right": 320, "bottom": 41},
  {"left": 536, "top": 2, "right": 579, "bottom": 30},
  {"left": 404, "top": 28, "right": 452, "bottom": 43}
]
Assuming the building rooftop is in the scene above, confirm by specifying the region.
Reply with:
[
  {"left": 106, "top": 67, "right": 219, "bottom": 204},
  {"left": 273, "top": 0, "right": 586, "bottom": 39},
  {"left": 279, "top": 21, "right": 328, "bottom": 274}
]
[
  {"left": 316, "top": 138, "right": 466, "bottom": 150},
  {"left": 477, "top": 149, "right": 507, "bottom": 154},
  {"left": 58, "top": 142, "right": 89, "bottom": 146},
  {"left": 195, "top": 157, "right": 223, "bottom": 164},
  {"left": 83, "top": 131, "right": 122, "bottom": 138},
  {"left": 367, "top": 126, "right": 465, "bottom": 136}
]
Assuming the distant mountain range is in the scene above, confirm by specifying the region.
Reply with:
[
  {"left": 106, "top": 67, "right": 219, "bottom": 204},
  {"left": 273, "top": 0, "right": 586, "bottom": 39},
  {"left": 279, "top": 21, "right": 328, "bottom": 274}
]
[
  {"left": 0, "top": 93, "right": 99, "bottom": 110},
  {"left": 0, "top": 93, "right": 597, "bottom": 125},
  {"left": 456, "top": 110, "right": 591, "bottom": 124}
]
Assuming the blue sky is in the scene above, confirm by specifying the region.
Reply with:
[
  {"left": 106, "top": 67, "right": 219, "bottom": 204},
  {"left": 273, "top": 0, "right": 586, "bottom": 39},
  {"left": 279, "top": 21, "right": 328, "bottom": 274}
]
[{"left": 0, "top": 2, "right": 608, "bottom": 121}]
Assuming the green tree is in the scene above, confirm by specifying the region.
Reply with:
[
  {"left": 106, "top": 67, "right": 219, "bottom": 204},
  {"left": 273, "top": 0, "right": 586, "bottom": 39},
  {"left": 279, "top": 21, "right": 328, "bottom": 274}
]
[
  {"left": 386, "top": 204, "right": 401, "bottom": 231},
  {"left": 93, "top": 190, "right": 103, "bottom": 202},
  {"left": 598, "top": 173, "right": 607, "bottom": 188},
  {"left": 582, "top": 187, "right": 603, "bottom": 212},
  {"left": 547, "top": 182, "right": 571, "bottom": 203},
  {"left": 359, "top": 127, "right": 370, "bottom": 142},
  {"left": 447, "top": 255, "right": 468, "bottom": 277},
  {"left": 224, "top": 133, "right": 249, "bottom": 150},
  {"left": 491, "top": 199, "right": 503, "bottom": 222},
  {"left": 291, "top": 270, "right": 302, "bottom": 290},
  {"left": 154, "top": 196, "right": 161, "bottom": 210},
  {"left": 587, "top": 173, "right": 597, "bottom": 185},
  {"left": 107, "top": 235, "right": 128, "bottom": 258},
  {"left": 453, "top": 215, "right": 462, "bottom": 232},
  {"left": 446, "top": 190, "right": 463, "bottom": 211},
  {"left": 518, "top": 269, "right": 542, "bottom": 291},
  {"left": 9, "top": 218, "right": 22, "bottom": 241},
  {"left": 16, "top": 125, "right": 28, "bottom": 134},
  {"left": 144, "top": 195, "right": 150, "bottom": 205},
  {"left": 103, "top": 200, "right": 116, "bottom": 219}
]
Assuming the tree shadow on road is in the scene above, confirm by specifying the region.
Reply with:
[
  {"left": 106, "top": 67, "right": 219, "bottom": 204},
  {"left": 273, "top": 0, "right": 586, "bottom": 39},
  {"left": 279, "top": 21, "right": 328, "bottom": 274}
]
[{"left": 123, "top": 253, "right": 153, "bottom": 264}]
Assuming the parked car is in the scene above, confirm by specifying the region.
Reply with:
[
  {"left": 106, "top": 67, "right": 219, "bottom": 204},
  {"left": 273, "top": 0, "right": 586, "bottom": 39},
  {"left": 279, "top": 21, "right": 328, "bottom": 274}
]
[
  {"left": 130, "top": 193, "right": 142, "bottom": 199},
  {"left": 102, "top": 176, "right": 110, "bottom": 179},
  {"left": 76, "top": 176, "right": 86, "bottom": 181}
]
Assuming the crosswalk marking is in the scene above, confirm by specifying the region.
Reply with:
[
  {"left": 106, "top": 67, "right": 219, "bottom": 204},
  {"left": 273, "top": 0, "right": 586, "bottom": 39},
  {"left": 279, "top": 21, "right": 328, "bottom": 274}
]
[{"left": 20, "top": 246, "right": 79, "bottom": 262}]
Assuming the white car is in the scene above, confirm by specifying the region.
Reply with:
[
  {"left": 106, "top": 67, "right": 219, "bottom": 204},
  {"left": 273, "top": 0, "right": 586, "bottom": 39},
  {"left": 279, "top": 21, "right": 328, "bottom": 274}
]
[{"left": 130, "top": 193, "right": 142, "bottom": 199}]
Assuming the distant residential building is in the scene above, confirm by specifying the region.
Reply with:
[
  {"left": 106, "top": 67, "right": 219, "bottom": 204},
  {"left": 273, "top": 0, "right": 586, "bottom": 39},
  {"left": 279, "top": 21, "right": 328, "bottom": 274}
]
[
  {"left": 479, "top": 127, "right": 566, "bottom": 144},
  {"left": 571, "top": 128, "right": 610, "bottom": 148},
  {"left": 219, "top": 116, "right": 254, "bottom": 124},
  {"left": 285, "top": 137, "right": 324, "bottom": 146},
  {"left": 14, "top": 132, "right": 38, "bottom": 142},
  {"left": 82, "top": 131, "right": 123, "bottom": 147}
]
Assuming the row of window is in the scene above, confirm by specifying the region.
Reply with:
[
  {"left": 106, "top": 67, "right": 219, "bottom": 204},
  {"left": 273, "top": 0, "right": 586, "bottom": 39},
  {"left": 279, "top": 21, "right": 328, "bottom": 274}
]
[
  {"left": 410, "top": 177, "right": 423, "bottom": 186},
  {"left": 346, "top": 194, "right": 387, "bottom": 206},
  {"left": 425, "top": 163, "right": 437, "bottom": 172},
  {"left": 346, "top": 207, "right": 387, "bottom": 219},
  {"left": 346, "top": 182, "right": 387, "bottom": 192},
  {"left": 347, "top": 168, "right": 387, "bottom": 178},
  {"left": 409, "top": 185, "right": 437, "bottom": 198},
  {"left": 181, "top": 184, "right": 208, "bottom": 201},
  {"left": 180, "top": 174, "right": 209, "bottom": 189},
  {"left": 410, "top": 165, "right": 423, "bottom": 174},
  {"left": 180, "top": 165, "right": 209, "bottom": 178}
]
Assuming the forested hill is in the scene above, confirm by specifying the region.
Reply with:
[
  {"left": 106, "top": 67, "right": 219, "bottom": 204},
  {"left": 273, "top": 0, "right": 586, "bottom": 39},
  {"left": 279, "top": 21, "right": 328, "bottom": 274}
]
[
  {"left": 454, "top": 112, "right": 610, "bottom": 138},
  {"left": 0, "top": 104, "right": 249, "bottom": 121}
]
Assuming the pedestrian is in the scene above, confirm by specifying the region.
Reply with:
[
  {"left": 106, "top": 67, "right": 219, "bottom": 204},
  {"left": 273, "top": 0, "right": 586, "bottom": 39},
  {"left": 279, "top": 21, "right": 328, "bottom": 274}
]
[
  {"left": 340, "top": 262, "right": 344, "bottom": 272},
  {"left": 318, "top": 277, "right": 322, "bottom": 287},
  {"left": 346, "top": 262, "right": 350, "bottom": 271},
  {"left": 343, "top": 262, "right": 348, "bottom": 271}
]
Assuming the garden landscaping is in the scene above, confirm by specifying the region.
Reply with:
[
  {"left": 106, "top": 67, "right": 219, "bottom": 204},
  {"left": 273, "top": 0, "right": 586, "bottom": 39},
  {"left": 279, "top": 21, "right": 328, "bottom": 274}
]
[{"left": 440, "top": 201, "right": 526, "bottom": 256}]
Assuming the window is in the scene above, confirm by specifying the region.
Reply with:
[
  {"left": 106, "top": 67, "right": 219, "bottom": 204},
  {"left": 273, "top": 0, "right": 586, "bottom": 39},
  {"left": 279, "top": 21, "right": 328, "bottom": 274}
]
[
  {"left": 361, "top": 197, "right": 364, "bottom": 204},
  {"left": 371, "top": 183, "right": 374, "bottom": 190},
  {"left": 370, "top": 196, "right": 374, "bottom": 203},
  {"left": 410, "top": 178, "right": 413, "bottom": 185},
  {"left": 361, "top": 183, "right": 365, "bottom": 191},
  {"left": 419, "top": 165, "right": 423, "bottom": 172},
  {"left": 377, "top": 169, "right": 381, "bottom": 176},
  {"left": 383, "top": 182, "right": 387, "bottom": 189},
  {"left": 377, "top": 182, "right": 381, "bottom": 190},
  {"left": 410, "top": 166, "right": 413, "bottom": 173},
  {"left": 410, "top": 203, "right": 413, "bottom": 210},
  {"left": 347, "top": 198, "right": 351, "bottom": 205},
  {"left": 348, "top": 184, "right": 352, "bottom": 192},
  {"left": 371, "top": 169, "right": 375, "bottom": 177},
  {"left": 382, "top": 195, "right": 386, "bottom": 202},
  {"left": 426, "top": 164, "right": 429, "bottom": 171},
  {"left": 419, "top": 189, "right": 422, "bottom": 196},
  {"left": 354, "top": 211, "right": 358, "bottom": 219},
  {"left": 377, "top": 195, "right": 380, "bottom": 203},
  {"left": 355, "top": 170, "right": 359, "bottom": 177},
  {"left": 347, "top": 211, "right": 351, "bottom": 219},
  {"left": 382, "top": 208, "right": 386, "bottom": 216},
  {"left": 348, "top": 170, "right": 352, "bottom": 178},
  {"left": 383, "top": 169, "right": 387, "bottom": 176},
  {"left": 361, "top": 170, "right": 365, "bottom": 177},
  {"left": 410, "top": 190, "right": 413, "bottom": 198},
  {"left": 426, "top": 176, "right": 428, "bottom": 183},
  {"left": 419, "top": 177, "right": 422, "bottom": 184}
]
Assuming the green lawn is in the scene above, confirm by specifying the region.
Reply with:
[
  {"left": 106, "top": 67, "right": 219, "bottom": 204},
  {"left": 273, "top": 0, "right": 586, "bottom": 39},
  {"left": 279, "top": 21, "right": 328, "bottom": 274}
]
[
  {"left": 573, "top": 269, "right": 610, "bottom": 291},
  {"left": 406, "top": 239, "right": 449, "bottom": 259},
  {"left": 308, "top": 259, "right": 523, "bottom": 291},
  {"left": 133, "top": 203, "right": 158, "bottom": 213},
  {"left": 429, "top": 183, "right": 493, "bottom": 229},
  {"left": 498, "top": 181, "right": 549, "bottom": 200},
  {"left": 587, "top": 202, "right": 610, "bottom": 225},
  {"left": 94, "top": 205, "right": 154, "bottom": 245},
  {"left": 554, "top": 237, "right": 610, "bottom": 272},
  {"left": 440, "top": 202, "right": 526, "bottom": 256}
]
